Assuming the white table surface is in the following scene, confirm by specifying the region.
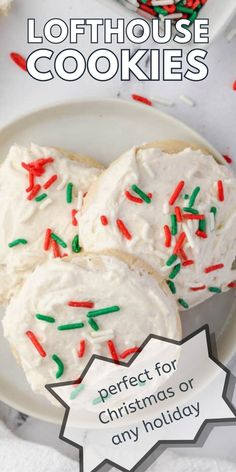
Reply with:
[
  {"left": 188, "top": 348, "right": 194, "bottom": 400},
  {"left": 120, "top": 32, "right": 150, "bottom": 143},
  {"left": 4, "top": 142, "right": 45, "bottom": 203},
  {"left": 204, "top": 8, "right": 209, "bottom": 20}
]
[{"left": 0, "top": 0, "right": 236, "bottom": 466}]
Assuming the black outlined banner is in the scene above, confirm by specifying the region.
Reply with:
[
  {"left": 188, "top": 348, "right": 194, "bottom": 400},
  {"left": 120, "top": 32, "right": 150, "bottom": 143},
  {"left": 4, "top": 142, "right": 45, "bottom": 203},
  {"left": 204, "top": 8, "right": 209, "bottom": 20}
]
[{"left": 47, "top": 326, "right": 236, "bottom": 472}]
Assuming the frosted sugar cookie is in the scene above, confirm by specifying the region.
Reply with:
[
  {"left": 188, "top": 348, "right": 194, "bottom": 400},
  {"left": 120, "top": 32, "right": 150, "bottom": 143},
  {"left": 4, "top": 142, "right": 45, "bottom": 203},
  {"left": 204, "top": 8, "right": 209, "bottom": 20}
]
[
  {"left": 0, "top": 144, "right": 104, "bottom": 302},
  {"left": 79, "top": 141, "right": 236, "bottom": 310},
  {"left": 2, "top": 253, "right": 181, "bottom": 398}
]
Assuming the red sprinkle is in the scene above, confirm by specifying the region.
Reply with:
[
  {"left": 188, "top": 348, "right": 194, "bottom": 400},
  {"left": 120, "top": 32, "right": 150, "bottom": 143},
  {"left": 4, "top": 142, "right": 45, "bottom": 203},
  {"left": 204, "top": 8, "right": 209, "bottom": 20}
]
[
  {"left": 51, "top": 239, "right": 61, "bottom": 258},
  {"left": 131, "top": 94, "right": 153, "bottom": 107},
  {"left": 223, "top": 155, "right": 232, "bottom": 164},
  {"left": 125, "top": 190, "right": 143, "bottom": 204},
  {"left": 175, "top": 206, "right": 183, "bottom": 223},
  {"left": 205, "top": 263, "right": 224, "bottom": 274},
  {"left": 228, "top": 282, "right": 236, "bottom": 289},
  {"left": 26, "top": 331, "right": 46, "bottom": 357},
  {"left": 107, "top": 340, "right": 120, "bottom": 363},
  {"left": 100, "top": 215, "right": 108, "bottom": 226},
  {"left": 43, "top": 174, "right": 58, "bottom": 189},
  {"left": 71, "top": 209, "right": 78, "bottom": 226},
  {"left": 173, "top": 232, "right": 186, "bottom": 255},
  {"left": 120, "top": 347, "right": 140, "bottom": 359},
  {"left": 26, "top": 173, "right": 35, "bottom": 193},
  {"left": 10, "top": 52, "right": 27, "bottom": 71},
  {"left": 169, "top": 181, "right": 185, "bottom": 206},
  {"left": 183, "top": 214, "right": 205, "bottom": 220},
  {"left": 164, "top": 225, "right": 171, "bottom": 248},
  {"left": 217, "top": 180, "right": 224, "bottom": 202},
  {"left": 44, "top": 228, "right": 52, "bottom": 251},
  {"left": 77, "top": 339, "right": 86, "bottom": 358},
  {"left": 27, "top": 184, "right": 41, "bottom": 200},
  {"left": 196, "top": 230, "right": 208, "bottom": 239},
  {"left": 190, "top": 285, "right": 206, "bottom": 291},
  {"left": 68, "top": 301, "right": 94, "bottom": 308},
  {"left": 183, "top": 260, "right": 194, "bottom": 267},
  {"left": 116, "top": 219, "right": 132, "bottom": 240},
  {"left": 233, "top": 81, "right": 236, "bottom": 91},
  {"left": 179, "top": 248, "right": 188, "bottom": 262}
]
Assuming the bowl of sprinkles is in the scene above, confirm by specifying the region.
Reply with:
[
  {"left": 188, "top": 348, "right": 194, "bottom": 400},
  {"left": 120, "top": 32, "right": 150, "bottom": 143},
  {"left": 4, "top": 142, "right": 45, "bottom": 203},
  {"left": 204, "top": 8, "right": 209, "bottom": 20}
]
[{"left": 101, "top": 0, "right": 236, "bottom": 42}]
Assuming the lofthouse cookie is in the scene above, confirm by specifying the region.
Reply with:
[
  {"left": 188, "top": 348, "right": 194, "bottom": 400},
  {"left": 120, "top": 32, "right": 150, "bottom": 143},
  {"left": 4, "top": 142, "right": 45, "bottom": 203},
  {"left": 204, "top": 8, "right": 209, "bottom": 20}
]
[
  {"left": 79, "top": 142, "right": 236, "bottom": 310},
  {"left": 0, "top": 144, "right": 104, "bottom": 302},
  {"left": 2, "top": 253, "right": 181, "bottom": 398}
]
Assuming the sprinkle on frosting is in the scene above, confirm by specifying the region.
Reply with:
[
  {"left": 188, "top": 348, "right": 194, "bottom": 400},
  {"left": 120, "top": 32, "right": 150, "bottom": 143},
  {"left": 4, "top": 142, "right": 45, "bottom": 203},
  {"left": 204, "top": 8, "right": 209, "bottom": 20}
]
[
  {"left": 107, "top": 339, "right": 119, "bottom": 362},
  {"left": 178, "top": 298, "right": 189, "bottom": 309},
  {"left": 43, "top": 175, "right": 58, "bottom": 190},
  {"left": 68, "top": 301, "right": 94, "bottom": 308},
  {"left": 44, "top": 228, "right": 52, "bottom": 251},
  {"left": 66, "top": 182, "right": 73, "bottom": 204},
  {"left": 125, "top": 190, "right": 143, "bottom": 204},
  {"left": 51, "top": 232, "right": 67, "bottom": 248},
  {"left": 77, "top": 339, "right": 86, "bottom": 358},
  {"left": 167, "top": 280, "right": 176, "bottom": 294},
  {"left": 190, "top": 285, "right": 206, "bottom": 291},
  {"left": 27, "top": 184, "right": 41, "bottom": 200},
  {"left": 87, "top": 306, "right": 120, "bottom": 318},
  {"left": 8, "top": 239, "right": 28, "bottom": 248},
  {"left": 188, "top": 186, "right": 200, "bottom": 208},
  {"left": 52, "top": 354, "right": 64, "bottom": 379},
  {"left": 175, "top": 206, "right": 182, "bottom": 222},
  {"left": 35, "top": 314, "right": 55, "bottom": 323},
  {"left": 72, "top": 234, "right": 81, "bottom": 253},
  {"left": 116, "top": 219, "right": 132, "bottom": 240},
  {"left": 169, "top": 181, "right": 185, "bottom": 206},
  {"left": 173, "top": 232, "right": 186, "bottom": 255},
  {"left": 208, "top": 287, "right": 222, "bottom": 293},
  {"left": 169, "top": 263, "right": 181, "bottom": 279},
  {"left": 217, "top": 180, "right": 224, "bottom": 202},
  {"left": 166, "top": 254, "right": 178, "bottom": 267},
  {"left": 26, "top": 331, "right": 46, "bottom": 357},
  {"left": 100, "top": 215, "right": 108, "bottom": 225},
  {"left": 35, "top": 193, "right": 47, "bottom": 202},
  {"left": 204, "top": 263, "right": 224, "bottom": 274},
  {"left": 71, "top": 209, "right": 78, "bottom": 226},
  {"left": 88, "top": 318, "right": 99, "bottom": 331},
  {"left": 58, "top": 322, "right": 85, "bottom": 331},
  {"left": 131, "top": 184, "right": 152, "bottom": 204},
  {"left": 170, "top": 214, "right": 177, "bottom": 235},
  {"left": 164, "top": 225, "right": 171, "bottom": 247}
]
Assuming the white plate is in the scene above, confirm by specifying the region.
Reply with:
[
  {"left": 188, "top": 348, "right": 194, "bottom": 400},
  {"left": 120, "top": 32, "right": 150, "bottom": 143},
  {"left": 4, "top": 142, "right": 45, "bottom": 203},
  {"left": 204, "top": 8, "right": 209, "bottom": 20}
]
[{"left": 0, "top": 99, "right": 235, "bottom": 425}]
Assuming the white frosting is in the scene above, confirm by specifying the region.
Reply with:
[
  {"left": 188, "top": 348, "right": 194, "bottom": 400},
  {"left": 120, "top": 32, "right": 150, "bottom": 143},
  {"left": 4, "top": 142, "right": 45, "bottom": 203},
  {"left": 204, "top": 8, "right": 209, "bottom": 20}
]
[
  {"left": 2, "top": 255, "right": 180, "bottom": 398},
  {"left": 80, "top": 147, "right": 236, "bottom": 309},
  {"left": 0, "top": 144, "right": 102, "bottom": 302}
]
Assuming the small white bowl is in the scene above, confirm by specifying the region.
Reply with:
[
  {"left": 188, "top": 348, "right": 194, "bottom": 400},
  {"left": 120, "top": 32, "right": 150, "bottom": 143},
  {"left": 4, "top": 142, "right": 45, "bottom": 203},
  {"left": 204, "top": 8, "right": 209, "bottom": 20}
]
[{"left": 99, "top": 0, "right": 236, "bottom": 43}]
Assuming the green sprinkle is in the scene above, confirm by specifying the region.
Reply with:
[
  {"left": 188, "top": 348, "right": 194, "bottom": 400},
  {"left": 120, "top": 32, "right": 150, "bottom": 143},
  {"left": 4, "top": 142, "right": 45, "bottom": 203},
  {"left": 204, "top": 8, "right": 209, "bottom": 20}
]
[
  {"left": 153, "top": 5, "right": 168, "bottom": 15},
  {"left": 176, "top": 5, "right": 194, "bottom": 14},
  {"left": 35, "top": 193, "right": 47, "bottom": 202},
  {"left": 70, "top": 384, "right": 85, "bottom": 400},
  {"left": 169, "top": 263, "right": 181, "bottom": 280},
  {"left": 88, "top": 318, "right": 99, "bottom": 331},
  {"left": 52, "top": 354, "right": 64, "bottom": 379},
  {"left": 66, "top": 182, "right": 73, "bottom": 204},
  {"left": 210, "top": 206, "right": 217, "bottom": 217},
  {"left": 87, "top": 306, "right": 120, "bottom": 318},
  {"left": 131, "top": 184, "right": 151, "bottom": 204},
  {"left": 170, "top": 214, "right": 177, "bottom": 236},
  {"left": 58, "top": 322, "right": 84, "bottom": 331},
  {"left": 178, "top": 298, "right": 189, "bottom": 309},
  {"left": 51, "top": 233, "right": 67, "bottom": 248},
  {"left": 36, "top": 314, "right": 55, "bottom": 323},
  {"left": 72, "top": 234, "right": 82, "bottom": 253},
  {"left": 189, "top": 10, "right": 198, "bottom": 24},
  {"left": 183, "top": 207, "right": 199, "bottom": 214},
  {"left": 189, "top": 186, "right": 200, "bottom": 208},
  {"left": 166, "top": 254, "right": 178, "bottom": 267},
  {"left": 8, "top": 239, "right": 28, "bottom": 248},
  {"left": 198, "top": 219, "right": 206, "bottom": 232},
  {"left": 208, "top": 287, "right": 222, "bottom": 293},
  {"left": 184, "top": 194, "right": 189, "bottom": 200},
  {"left": 167, "top": 280, "right": 176, "bottom": 294}
]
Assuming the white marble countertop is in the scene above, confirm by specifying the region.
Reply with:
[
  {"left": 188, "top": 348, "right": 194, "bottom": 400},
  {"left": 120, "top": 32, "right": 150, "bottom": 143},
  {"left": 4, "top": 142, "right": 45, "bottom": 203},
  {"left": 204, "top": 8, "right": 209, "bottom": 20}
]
[{"left": 0, "top": 0, "right": 236, "bottom": 466}]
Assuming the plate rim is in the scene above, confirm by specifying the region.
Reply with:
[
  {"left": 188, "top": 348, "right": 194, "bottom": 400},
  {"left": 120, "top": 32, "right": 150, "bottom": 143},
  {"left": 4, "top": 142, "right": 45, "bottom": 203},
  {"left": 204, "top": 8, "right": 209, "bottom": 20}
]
[{"left": 0, "top": 98, "right": 234, "bottom": 425}]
